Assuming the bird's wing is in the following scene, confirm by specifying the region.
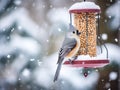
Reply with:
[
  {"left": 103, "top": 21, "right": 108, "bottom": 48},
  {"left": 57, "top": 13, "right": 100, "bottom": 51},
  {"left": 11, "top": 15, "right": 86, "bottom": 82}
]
[{"left": 57, "top": 37, "right": 77, "bottom": 64}]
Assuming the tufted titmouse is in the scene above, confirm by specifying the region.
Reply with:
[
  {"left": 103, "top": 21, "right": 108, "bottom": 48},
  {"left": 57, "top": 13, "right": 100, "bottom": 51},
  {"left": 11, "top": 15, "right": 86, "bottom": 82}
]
[{"left": 54, "top": 24, "right": 81, "bottom": 82}]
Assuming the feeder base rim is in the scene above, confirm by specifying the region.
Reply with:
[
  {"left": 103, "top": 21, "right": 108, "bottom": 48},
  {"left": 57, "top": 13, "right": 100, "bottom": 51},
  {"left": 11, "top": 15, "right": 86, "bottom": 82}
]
[{"left": 63, "top": 59, "right": 109, "bottom": 68}]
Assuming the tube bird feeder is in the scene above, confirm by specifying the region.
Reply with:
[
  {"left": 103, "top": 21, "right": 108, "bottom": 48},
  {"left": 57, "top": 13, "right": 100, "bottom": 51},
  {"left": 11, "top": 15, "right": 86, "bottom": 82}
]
[{"left": 63, "top": 1, "right": 109, "bottom": 72}]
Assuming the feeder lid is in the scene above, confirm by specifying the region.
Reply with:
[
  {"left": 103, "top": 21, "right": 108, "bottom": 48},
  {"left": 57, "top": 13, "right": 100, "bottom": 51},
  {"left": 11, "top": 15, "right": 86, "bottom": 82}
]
[{"left": 69, "top": 1, "right": 100, "bottom": 13}]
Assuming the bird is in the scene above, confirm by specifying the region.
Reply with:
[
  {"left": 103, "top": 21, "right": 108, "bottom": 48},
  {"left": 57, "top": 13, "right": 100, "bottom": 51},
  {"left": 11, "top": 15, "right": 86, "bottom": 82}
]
[{"left": 54, "top": 24, "right": 81, "bottom": 82}]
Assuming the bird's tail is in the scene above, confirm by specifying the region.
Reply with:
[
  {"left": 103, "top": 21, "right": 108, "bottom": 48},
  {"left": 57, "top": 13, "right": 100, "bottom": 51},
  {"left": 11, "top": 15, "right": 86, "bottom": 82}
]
[{"left": 54, "top": 63, "right": 62, "bottom": 82}]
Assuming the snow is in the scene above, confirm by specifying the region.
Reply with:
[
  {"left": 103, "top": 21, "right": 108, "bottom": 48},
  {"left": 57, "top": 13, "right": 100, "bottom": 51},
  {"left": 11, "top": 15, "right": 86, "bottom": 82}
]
[
  {"left": 11, "top": 28, "right": 15, "bottom": 32},
  {"left": 0, "top": 45, "right": 14, "bottom": 57},
  {"left": 105, "top": 43, "right": 120, "bottom": 63},
  {"left": 102, "top": 33, "right": 108, "bottom": 40},
  {"left": 0, "top": 0, "right": 9, "bottom": 12},
  {"left": 18, "top": 25, "right": 22, "bottom": 30},
  {"left": 47, "top": 8, "right": 69, "bottom": 24},
  {"left": 0, "top": 34, "right": 41, "bottom": 59},
  {"left": 3, "top": 68, "right": 17, "bottom": 84},
  {"left": 114, "top": 38, "right": 118, "bottom": 42},
  {"left": 11, "top": 54, "right": 29, "bottom": 72},
  {"left": 58, "top": 28, "right": 62, "bottom": 32},
  {"left": 106, "top": 1, "right": 120, "bottom": 29},
  {"left": 109, "top": 72, "right": 118, "bottom": 80},
  {"left": 0, "top": 8, "right": 48, "bottom": 44},
  {"left": 1, "top": 54, "right": 30, "bottom": 84},
  {"left": 38, "top": 61, "right": 42, "bottom": 66},
  {"left": 0, "top": 11, "right": 42, "bottom": 63},
  {"left": 34, "top": 68, "right": 52, "bottom": 87},
  {"left": 22, "top": 69, "right": 30, "bottom": 77},
  {"left": 0, "top": 13, "right": 15, "bottom": 30},
  {"left": 61, "top": 69, "right": 99, "bottom": 89},
  {"left": 46, "top": 39, "right": 49, "bottom": 42},
  {"left": 104, "top": 19, "right": 107, "bottom": 23},
  {"left": 50, "top": 5, "right": 53, "bottom": 8},
  {"left": 105, "top": 82, "right": 110, "bottom": 88},
  {"left": 18, "top": 78, "right": 21, "bottom": 81},
  {"left": 76, "top": 43, "right": 120, "bottom": 63},
  {"left": 7, "top": 54, "right": 11, "bottom": 59},
  {"left": 33, "top": 43, "right": 120, "bottom": 88},
  {"left": 110, "top": 0, "right": 113, "bottom": 2},
  {"left": 108, "top": 15, "right": 112, "bottom": 19},
  {"left": 30, "top": 58, "right": 35, "bottom": 61},
  {"left": 33, "top": 53, "right": 99, "bottom": 89},
  {"left": 0, "top": 0, "right": 119, "bottom": 89},
  {"left": 10, "top": 34, "right": 41, "bottom": 55},
  {"left": 77, "top": 54, "right": 107, "bottom": 60},
  {"left": 14, "top": 0, "right": 22, "bottom": 5},
  {"left": 69, "top": 1, "right": 100, "bottom": 11}
]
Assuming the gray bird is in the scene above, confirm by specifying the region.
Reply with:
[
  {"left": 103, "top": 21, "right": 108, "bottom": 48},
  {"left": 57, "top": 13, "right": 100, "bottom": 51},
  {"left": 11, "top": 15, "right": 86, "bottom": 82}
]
[{"left": 54, "top": 24, "right": 81, "bottom": 82}]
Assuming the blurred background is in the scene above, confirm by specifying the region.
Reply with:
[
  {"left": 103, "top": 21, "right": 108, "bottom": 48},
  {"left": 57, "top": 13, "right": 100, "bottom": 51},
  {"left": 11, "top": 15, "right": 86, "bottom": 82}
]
[{"left": 0, "top": 0, "right": 120, "bottom": 90}]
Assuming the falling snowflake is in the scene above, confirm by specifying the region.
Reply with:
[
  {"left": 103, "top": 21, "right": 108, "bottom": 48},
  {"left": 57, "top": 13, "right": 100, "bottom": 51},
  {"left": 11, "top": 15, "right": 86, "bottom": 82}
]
[
  {"left": 7, "top": 54, "right": 11, "bottom": 59},
  {"left": 109, "top": 72, "right": 117, "bottom": 80},
  {"left": 101, "top": 33, "right": 108, "bottom": 40},
  {"left": 30, "top": 58, "right": 35, "bottom": 61},
  {"left": 114, "top": 38, "right": 118, "bottom": 42},
  {"left": 22, "top": 69, "right": 30, "bottom": 77}
]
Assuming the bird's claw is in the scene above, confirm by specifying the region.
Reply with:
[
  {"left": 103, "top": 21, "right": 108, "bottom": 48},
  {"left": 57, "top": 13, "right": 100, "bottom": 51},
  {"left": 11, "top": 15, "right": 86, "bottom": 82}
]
[
  {"left": 69, "top": 59, "right": 73, "bottom": 64},
  {"left": 73, "top": 56, "right": 77, "bottom": 60}
]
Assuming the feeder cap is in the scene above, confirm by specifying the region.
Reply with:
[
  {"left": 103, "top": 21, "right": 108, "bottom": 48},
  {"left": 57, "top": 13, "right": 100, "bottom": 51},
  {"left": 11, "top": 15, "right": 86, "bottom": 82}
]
[{"left": 69, "top": 1, "right": 101, "bottom": 13}]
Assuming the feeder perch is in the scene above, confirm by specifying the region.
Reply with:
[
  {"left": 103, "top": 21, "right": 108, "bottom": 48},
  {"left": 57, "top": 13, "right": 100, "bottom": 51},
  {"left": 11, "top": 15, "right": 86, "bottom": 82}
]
[{"left": 63, "top": 1, "right": 109, "bottom": 74}]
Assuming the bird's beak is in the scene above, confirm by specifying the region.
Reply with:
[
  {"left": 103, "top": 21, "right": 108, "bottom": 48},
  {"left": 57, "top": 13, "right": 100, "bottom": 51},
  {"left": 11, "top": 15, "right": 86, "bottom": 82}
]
[
  {"left": 76, "top": 30, "right": 81, "bottom": 35},
  {"left": 78, "top": 32, "right": 81, "bottom": 35}
]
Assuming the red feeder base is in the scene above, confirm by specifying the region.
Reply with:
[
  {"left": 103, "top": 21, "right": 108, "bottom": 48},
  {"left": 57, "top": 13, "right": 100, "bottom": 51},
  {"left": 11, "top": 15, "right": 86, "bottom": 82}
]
[{"left": 63, "top": 59, "right": 109, "bottom": 68}]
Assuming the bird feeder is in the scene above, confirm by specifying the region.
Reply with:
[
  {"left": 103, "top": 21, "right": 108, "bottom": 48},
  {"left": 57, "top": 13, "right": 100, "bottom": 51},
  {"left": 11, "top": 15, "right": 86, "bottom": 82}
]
[{"left": 63, "top": 1, "right": 109, "bottom": 76}]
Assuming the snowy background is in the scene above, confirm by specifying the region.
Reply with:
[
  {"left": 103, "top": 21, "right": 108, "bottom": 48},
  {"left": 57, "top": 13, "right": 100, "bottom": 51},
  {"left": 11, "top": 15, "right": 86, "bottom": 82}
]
[{"left": 0, "top": 0, "right": 120, "bottom": 90}]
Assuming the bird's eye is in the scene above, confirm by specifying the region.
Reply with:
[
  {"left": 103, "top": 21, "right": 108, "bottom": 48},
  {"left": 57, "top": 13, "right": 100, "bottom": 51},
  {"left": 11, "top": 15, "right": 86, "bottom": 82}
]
[{"left": 73, "top": 31, "right": 75, "bottom": 34}]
